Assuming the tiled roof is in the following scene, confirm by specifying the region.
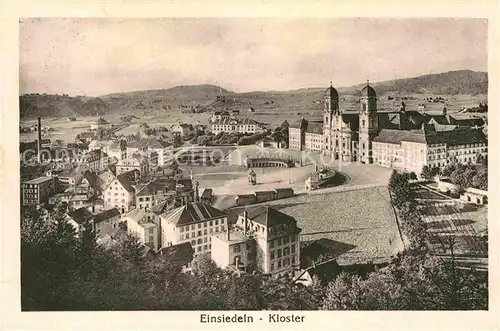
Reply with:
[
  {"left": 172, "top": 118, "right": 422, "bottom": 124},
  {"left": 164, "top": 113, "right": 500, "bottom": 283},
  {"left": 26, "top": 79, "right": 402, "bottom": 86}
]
[
  {"left": 94, "top": 208, "right": 121, "bottom": 223},
  {"left": 135, "top": 181, "right": 157, "bottom": 197},
  {"left": 23, "top": 176, "right": 54, "bottom": 185},
  {"left": 67, "top": 207, "right": 93, "bottom": 225},
  {"left": 162, "top": 202, "right": 227, "bottom": 226},
  {"left": 305, "top": 122, "right": 323, "bottom": 134},
  {"left": 96, "top": 118, "right": 109, "bottom": 125},
  {"left": 116, "top": 170, "right": 139, "bottom": 192},
  {"left": 374, "top": 126, "right": 487, "bottom": 146},
  {"left": 212, "top": 117, "right": 259, "bottom": 126},
  {"left": 151, "top": 199, "right": 180, "bottom": 215},
  {"left": 373, "top": 129, "right": 427, "bottom": 145},
  {"left": 245, "top": 205, "right": 297, "bottom": 228},
  {"left": 290, "top": 118, "right": 308, "bottom": 130},
  {"left": 127, "top": 138, "right": 171, "bottom": 149}
]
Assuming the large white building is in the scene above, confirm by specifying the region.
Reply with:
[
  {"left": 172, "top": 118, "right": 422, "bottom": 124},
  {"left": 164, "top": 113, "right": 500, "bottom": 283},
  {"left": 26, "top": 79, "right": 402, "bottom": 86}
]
[
  {"left": 289, "top": 82, "right": 488, "bottom": 173},
  {"left": 160, "top": 202, "right": 228, "bottom": 255},
  {"left": 211, "top": 206, "right": 302, "bottom": 277},
  {"left": 103, "top": 170, "right": 139, "bottom": 213},
  {"left": 126, "top": 138, "right": 172, "bottom": 167},
  {"left": 210, "top": 117, "right": 264, "bottom": 135}
]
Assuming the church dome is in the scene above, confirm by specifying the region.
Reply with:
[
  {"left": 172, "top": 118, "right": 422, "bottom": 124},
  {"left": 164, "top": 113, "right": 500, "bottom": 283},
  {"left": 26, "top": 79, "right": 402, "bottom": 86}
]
[
  {"left": 360, "top": 83, "right": 377, "bottom": 98},
  {"left": 325, "top": 83, "right": 339, "bottom": 99}
]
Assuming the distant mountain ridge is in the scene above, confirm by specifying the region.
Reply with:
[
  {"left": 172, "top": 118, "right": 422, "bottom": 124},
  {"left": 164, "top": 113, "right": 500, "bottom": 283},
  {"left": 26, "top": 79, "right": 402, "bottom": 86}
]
[{"left": 19, "top": 70, "right": 487, "bottom": 118}]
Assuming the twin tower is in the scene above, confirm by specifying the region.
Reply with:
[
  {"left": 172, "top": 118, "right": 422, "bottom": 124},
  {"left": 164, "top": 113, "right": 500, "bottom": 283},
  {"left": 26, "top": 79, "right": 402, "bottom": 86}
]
[{"left": 322, "top": 82, "right": 379, "bottom": 163}]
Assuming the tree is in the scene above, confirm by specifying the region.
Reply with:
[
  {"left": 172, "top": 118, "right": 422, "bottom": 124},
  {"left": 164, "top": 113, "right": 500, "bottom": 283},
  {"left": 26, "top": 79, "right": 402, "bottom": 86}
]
[
  {"left": 420, "top": 165, "right": 434, "bottom": 181},
  {"left": 120, "top": 235, "right": 146, "bottom": 266},
  {"left": 409, "top": 172, "right": 417, "bottom": 181},
  {"left": 173, "top": 134, "right": 183, "bottom": 147}
]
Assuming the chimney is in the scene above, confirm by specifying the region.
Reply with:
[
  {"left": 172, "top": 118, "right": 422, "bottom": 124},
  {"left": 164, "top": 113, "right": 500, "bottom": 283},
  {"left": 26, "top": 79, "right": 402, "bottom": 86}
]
[
  {"left": 243, "top": 210, "right": 248, "bottom": 236},
  {"left": 37, "top": 116, "right": 42, "bottom": 163},
  {"left": 443, "top": 107, "right": 447, "bottom": 116},
  {"left": 227, "top": 223, "right": 230, "bottom": 241}
]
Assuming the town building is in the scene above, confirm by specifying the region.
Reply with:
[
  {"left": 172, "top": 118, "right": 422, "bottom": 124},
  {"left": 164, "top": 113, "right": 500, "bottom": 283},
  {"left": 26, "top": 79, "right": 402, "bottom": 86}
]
[
  {"left": 124, "top": 208, "right": 159, "bottom": 251},
  {"left": 90, "top": 118, "right": 111, "bottom": 131},
  {"left": 158, "top": 242, "right": 195, "bottom": 273},
  {"left": 159, "top": 202, "right": 228, "bottom": 255},
  {"left": 372, "top": 125, "right": 488, "bottom": 173},
  {"left": 82, "top": 149, "right": 109, "bottom": 173},
  {"left": 22, "top": 176, "right": 57, "bottom": 206},
  {"left": 126, "top": 138, "right": 172, "bottom": 166},
  {"left": 93, "top": 208, "right": 122, "bottom": 238},
  {"left": 210, "top": 117, "right": 264, "bottom": 135},
  {"left": 211, "top": 206, "right": 302, "bottom": 277},
  {"left": 103, "top": 170, "right": 139, "bottom": 213},
  {"left": 66, "top": 207, "right": 93, "bottom": 235},
  {"left": 116, "top": 154, "right": 149, "bottom": 176},
  {"left": 170, "top": 123, "right": 194, "bottom": 136}
]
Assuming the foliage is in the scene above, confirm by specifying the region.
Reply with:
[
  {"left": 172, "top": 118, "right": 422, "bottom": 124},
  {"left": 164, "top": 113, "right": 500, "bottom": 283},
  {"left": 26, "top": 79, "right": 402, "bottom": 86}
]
[
  {"left": 443, "top": 164, "right": 488, "bottom": 192},
  {"left": 420, "top": 165, "right": 438, "bottom": 181}
]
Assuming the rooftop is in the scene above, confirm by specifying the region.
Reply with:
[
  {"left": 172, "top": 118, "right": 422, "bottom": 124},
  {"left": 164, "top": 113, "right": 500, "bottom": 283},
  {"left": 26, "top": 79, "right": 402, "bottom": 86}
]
[
  {"left": 245, "top": 205, "right": 297, "bottom": 228},
  {"left": 94, "top": 208, "right": 121, "bottom": 223},
  {"left": 23, "top": 176, "right": 54, "bottom": 185},
  {"left": 213, "top": 230, "right": 251, "bottom": 244},
  {"left": 162, "top": 202, "right": 227, "bottom": 226}
]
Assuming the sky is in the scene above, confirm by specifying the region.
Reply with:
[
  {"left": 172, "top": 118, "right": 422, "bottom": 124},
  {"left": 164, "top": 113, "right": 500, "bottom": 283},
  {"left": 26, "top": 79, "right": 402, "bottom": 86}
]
[{"left": 19, "top": 18, "right": 488, "bottom": 96}]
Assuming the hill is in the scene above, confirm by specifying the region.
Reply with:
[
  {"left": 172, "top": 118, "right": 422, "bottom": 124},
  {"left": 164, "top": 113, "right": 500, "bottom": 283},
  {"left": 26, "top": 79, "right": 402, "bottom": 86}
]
[
  {"left": 348, "top": 70, "right": 488, "bottom": 96},
  {"left": 19, "top": 94, "right": 108, "bottom": 119},
  {"left": 19, "top": 71, "right": 487, "bottom": 118}
]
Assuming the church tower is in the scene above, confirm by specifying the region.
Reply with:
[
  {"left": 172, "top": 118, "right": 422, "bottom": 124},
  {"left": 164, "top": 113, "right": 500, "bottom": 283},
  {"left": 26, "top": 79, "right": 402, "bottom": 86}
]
[
  {"left": 358, "top": 81, "right": 378, "bottom": 164},
  {"left": 323, "top": 82, "right": 339, "bottom": 155}
]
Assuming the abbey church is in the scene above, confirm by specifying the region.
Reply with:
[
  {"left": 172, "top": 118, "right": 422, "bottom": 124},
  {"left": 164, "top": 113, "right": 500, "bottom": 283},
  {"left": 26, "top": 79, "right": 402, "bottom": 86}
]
[{"left": 289, "top": 82, "right": 487, "bottom": 173}]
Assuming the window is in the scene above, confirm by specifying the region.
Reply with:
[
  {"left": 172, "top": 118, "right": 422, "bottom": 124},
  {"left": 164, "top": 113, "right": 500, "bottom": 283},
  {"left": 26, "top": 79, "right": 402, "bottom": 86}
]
[
  {"left": 277, "top": 260, "right": 282, "bottom": 268},
  {"left": 215, "top": 226, "right": 219, "bottom": 232},
  {"left": 215, "top": 220, "right": 219, "bottom": 225},
  {"left": 233, "top": 244, "right": 241, "bottom": 253},
  {"left": 277, "top": 249, "right": 282, "bottom": 258},
  {"left": 191, "top": 232, "right": 195, "bottom": 238},
  {"left": 221, "top": 219, "right": 225, "bottom": 224},
  {"left": 198, "top": 231, "right": 202, "bottom": 236},
  {"left": 270, "top": 263, "right": 275, "bottom": 271},
  {"left": 197, "top": 238, "right": 202, "bottom": 244},
  {"left": 186, "top": 233, "right": 190, "bottom": 239},
  {"left": 180, "top": 234, "right": 184, "bottom": 240},
  {"left": 180, "top": 227, "right": 184, "bottom": 233},
  {"left": 203, "top": 237, "right": 207, "bottom": 243},
  {"left": 197, "top": 246, "right": 202, "bottom": 252},
  {"left": 198, "top": 223, "right": 201, "bottom": 229},
  {"left": 204, "top": 229, "right": 207, "bottom": 235},
  {"left": 204, "top": 222, "right": 207, "bottom": 228},
  {"left": 221, "top": 226, "right": 225, "bottom": 231},
  {"left": 270, "top": 251, "right": 275, "bottom": 260},
  {"left": 283, "top": 247, "right": 290, "bottom": 256},
  {"left": 191, "top": 225, "right": 195, "bottom": 230},
  {"left": 292, "top": 256, "right": 296, "bottom": 264},
  {"left": 203, "top": 245, "right": 207, "bottom": 251},
  {"left": 210, "top": 220, "right": 213, "bottom": 226},
  {"left": 283, "top": 236, "right": 289, "bottom": 244},
  {"left": 191, "top": 240, "right": 196, "bottom": 245},
  {"left": 210, "top": 228, "right": 213, "bottom": 234},
  {"left": 246, "top": 243, "right": 251, "bottom": 250},
  {"left": 291, "top": 244, "right": 296, "bottom": 254}
]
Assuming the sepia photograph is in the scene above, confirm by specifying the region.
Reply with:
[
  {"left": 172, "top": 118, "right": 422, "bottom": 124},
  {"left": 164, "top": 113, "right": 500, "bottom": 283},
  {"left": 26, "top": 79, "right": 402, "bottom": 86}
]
[{"left": 17, "top": 17, "right": 489, "bottom": 313}]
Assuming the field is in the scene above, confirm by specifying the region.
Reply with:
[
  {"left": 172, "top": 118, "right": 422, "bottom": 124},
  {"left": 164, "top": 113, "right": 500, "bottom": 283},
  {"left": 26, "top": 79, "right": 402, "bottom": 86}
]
[{"left": 228, "top": 187, "right": 404, "bottom": 265}]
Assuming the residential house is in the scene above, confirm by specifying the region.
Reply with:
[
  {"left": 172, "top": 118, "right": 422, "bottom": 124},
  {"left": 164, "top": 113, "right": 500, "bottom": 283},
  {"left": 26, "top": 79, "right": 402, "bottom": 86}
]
[
  {"left": 82, "top": 149, "right": 109, "bottom": 173},
  {"left": 66, "top": 207, "right": 93, "bottom": 235},
  {"left": 116, "top": 154, "right": 149, "bottom": 176},
  {"left": 93, "top": 208, "right": 122, "bottom": 238},
  {"left": 160, "top": 202, "right": 228, "bottom": 255},
  {"left": 460, "top": 188, "right": 488, "bottom": 205},
  {"left": 211, "top": 206, "right": 302, "bottom": 277},
  {"left": 90, "top": 118, "right": 111, "bottom": 131},
  {"left": 171, "top": 123, "right": 194, "bottom": 136},
  {"left": 126, "top": 138, "right": 172, "bottom": 166},
  {"left": 22, "top": 176, "right": 56, "bottom": 206},
  {"left": 103, "top": 170, "right": 139, "bottom": 213},
  {"left": 125, "top": 208, "right": 159, "bottom": 251}
]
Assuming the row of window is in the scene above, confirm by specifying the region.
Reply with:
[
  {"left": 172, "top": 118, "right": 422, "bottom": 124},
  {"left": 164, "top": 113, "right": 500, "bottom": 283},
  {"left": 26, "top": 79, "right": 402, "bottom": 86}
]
[
  {"left": 179, "top": 219, "right": 225, "bottom": 232},
  {"left": 180, "top": 226, "right": 225, "bottom": 240},
  {"left": 233, "top": 242, "right": 253, "bottom": 253},
  {"left": 138, "top": 196, "right": 151, "bottom": 202},
  {"left": 270, "top": 256, "right": 296, "bottom": 272},
  {"left": 23, "top": 189, "right": 38, "bottom": 193},
  {"left": 269, "top": 235, "right": 296, "bottom": 248},
  {"left": 270, "top": 244, "right": 296, "bottom": 260}
]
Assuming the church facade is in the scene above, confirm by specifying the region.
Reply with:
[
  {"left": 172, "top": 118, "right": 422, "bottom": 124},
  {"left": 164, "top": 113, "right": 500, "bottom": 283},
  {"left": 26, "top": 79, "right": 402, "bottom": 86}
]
[
  {"left": 289, "top": 81, "right": 379, "bottom": 163},
  {"left": 288, "top": 82, "right": 488, "bottom": 173}
]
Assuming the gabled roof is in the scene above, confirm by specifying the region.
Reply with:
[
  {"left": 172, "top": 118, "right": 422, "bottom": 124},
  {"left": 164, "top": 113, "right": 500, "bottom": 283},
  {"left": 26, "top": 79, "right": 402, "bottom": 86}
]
[
  {"left": 162, "top": 202, "right": 227, "bottom": 226},
  {"left": 159, "top": 242, "right": 194, "bottom": 267},
  {"left": 305, "top": 122, "right": 323, "bottom": 134},
  {"left": 95, "top": 118, "right": 109, "bottom": 125},
  {"left": 94, "top": 208, "right": 121, "bottom": 223},
  {"left": 245, "top": 205, "right": 297, "bottom": 228},
  {"left": 127, "top": 138, "right": 171, "bottom": 150},
  {"left": 151, "top": 199, "right": 180, "bottom": 215},
  {"left": 135, "top": 181, "right": 157, "bottom": 197},
  {"left": 67, "top": 207, "right": 93, "bottom": 225},
  {"left": 373, "top": 129, "right": 427, "bottom": 145},
  {"left": 290, "top": 118, "right": 308, "bottom": 130},
  {"left": 115, "top": 169, "right": 139, "bottom": 192}
]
